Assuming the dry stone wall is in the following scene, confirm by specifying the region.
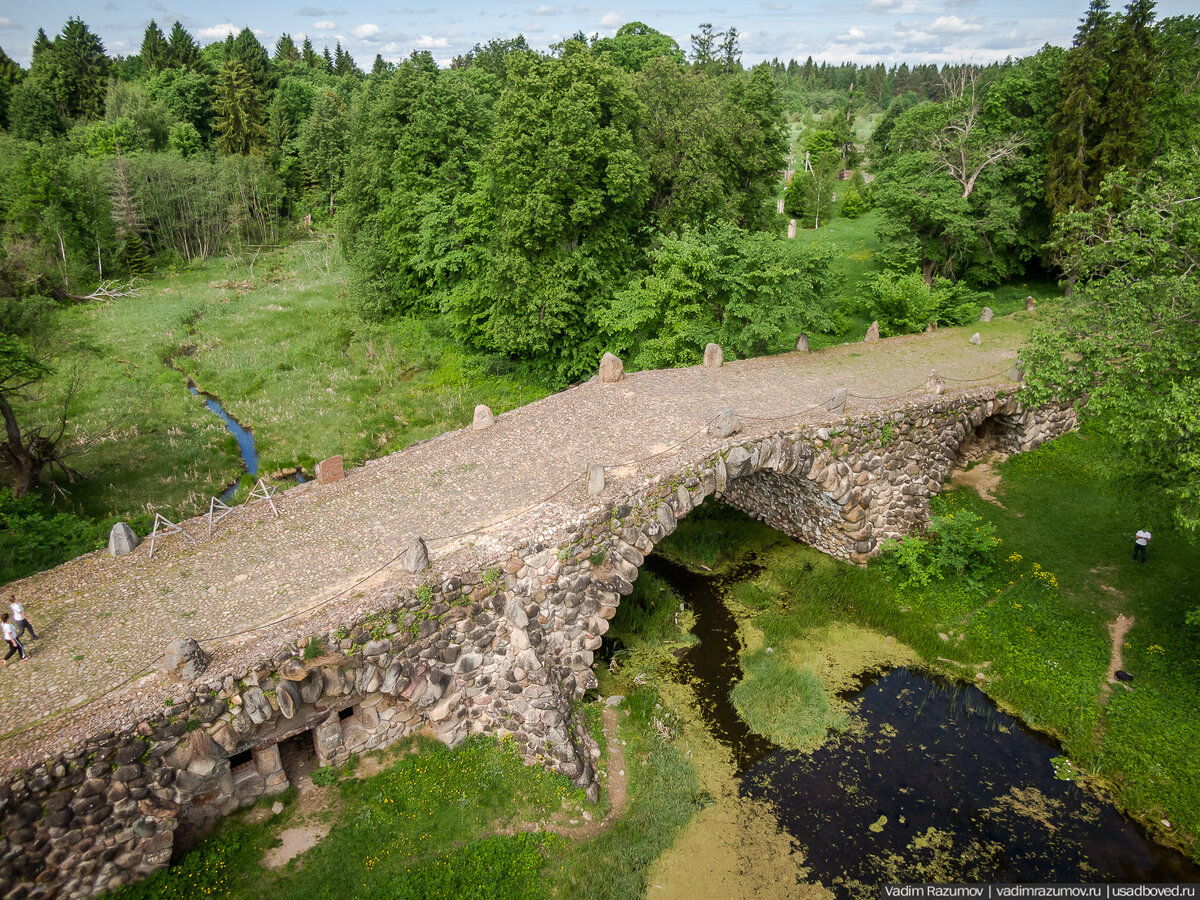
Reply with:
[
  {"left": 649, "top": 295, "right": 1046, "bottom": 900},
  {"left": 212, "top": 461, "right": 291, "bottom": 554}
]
[{"left": 0, "top": 388, "right": 1075, "bottom": 899}]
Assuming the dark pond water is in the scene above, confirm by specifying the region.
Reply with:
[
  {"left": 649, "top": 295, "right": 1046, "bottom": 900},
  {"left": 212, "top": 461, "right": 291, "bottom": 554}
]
[{"left": 650, "top": 557, "right": 1200, "bottom": 894}]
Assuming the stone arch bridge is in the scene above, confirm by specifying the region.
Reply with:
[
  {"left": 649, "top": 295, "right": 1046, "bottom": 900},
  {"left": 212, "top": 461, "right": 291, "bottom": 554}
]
[{"left": 0, "top": 326, "right": 1075, "bottom": 897}]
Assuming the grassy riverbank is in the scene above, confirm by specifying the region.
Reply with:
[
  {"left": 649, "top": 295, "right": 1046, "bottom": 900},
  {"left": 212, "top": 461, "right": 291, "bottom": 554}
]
[
  {"left": 108, "top": 701, "right": 703, "bottom": 900},
  {"left": 659, "top": 428, "right": 1200, "bottom": 860},
  {"left": 46, "top": 238, "right": 550, "bottom": 524}
]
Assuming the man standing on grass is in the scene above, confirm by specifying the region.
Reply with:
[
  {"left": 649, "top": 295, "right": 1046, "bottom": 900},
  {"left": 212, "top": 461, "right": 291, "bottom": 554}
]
[
  {"left": 10, "top": 596, "right": 38, "bottom": 641},
  {"left": 1133, "top": 528, "right": 1152, "bottom": 563},
  {"left": 2, "top": 613, "right": 28, "bottom": 664}
]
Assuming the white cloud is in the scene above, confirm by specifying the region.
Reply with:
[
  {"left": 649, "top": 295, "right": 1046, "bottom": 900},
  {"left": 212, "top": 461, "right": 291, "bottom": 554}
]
[
  {"left": 197, "top": 22, "right": 237, "bottom": 39},
  {"left": 533, "top": 4, "right": 560, "bottom": 14},
  {"left": 599, "top": 11, "right": 622, "bottom": 26},
  {"left": 352, "top": 23, "right": 381, "bottom": 38},
  {"left": 414, "top": 34, "right": 449, "bottom": 47},
  {"left": 313, "top": 20, "right": 336, "bottom": 29},
  {"left": 839, "top": 26, "right": 867, "bottom": 40},
  {"left": 0, "top": 17, "right": 19, "bottom": 29},
  {"left": 928, "top": 15, "right": 982, "bottom": 34},
  {"left": 761, "top": 2, "right": 790, "bottom": 9}
]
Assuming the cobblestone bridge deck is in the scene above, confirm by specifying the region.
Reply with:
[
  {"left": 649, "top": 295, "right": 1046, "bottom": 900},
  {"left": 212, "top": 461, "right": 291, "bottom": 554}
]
[{"left": 0, "top": 323, "right": 1028, "bottom": 770}]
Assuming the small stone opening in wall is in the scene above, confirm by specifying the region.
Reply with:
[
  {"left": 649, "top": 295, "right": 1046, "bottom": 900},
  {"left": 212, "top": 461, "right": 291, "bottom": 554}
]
[
  {"left": 338, "top": 706, "right": 356, "bottom": 721},
  {"left": 279, "top": 728, "right": 320, "bottom": 791},
  {"left": 229, "top": 749, "right": 254, "bottom": 772}
]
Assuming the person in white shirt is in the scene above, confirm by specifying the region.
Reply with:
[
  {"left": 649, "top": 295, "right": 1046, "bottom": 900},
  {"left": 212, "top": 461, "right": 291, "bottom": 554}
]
[
  {"left": 2, "top": 613, "right": 28, "bottom": 663},
  {"left": 1133, "top": 529, "right": 1152, "bottom": 563},
  {"left": 9, "top": 596, "right": 38, "bottom": 641}
]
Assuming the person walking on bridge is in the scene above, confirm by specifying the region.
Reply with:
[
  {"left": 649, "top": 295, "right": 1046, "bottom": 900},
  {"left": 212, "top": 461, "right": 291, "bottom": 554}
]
[
  {"left": 2, "top": 613, "right": 28, "bottom": 664},
  {"left": 10, "top": 596, "right": 38, "bottom": 641}
]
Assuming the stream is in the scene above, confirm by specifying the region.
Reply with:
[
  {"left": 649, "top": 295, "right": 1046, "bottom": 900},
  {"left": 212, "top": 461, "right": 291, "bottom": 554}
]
[
  {"left": 647, "top": 557, "right": 1200, "bottom": 892},
  {"left": 185, "top": 379, "right": 305, "bottom": 500}
]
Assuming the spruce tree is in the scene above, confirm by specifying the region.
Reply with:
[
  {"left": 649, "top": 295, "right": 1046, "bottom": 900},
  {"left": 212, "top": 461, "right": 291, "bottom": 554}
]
[
  {"left": 166, "top": 22, "right": 203, "bottom": 70},
  {"left": 35, "top": 18, "right": 111, "bottom": 121},
  {"left": 1097, "top": 0, "right": 1157, "bottom": 176},
  {"left": 301, "top": 38, "right": 321, "bottom": 69},
  {"left": 274, "top": 34, "right": 300, "bottom": 67},
  {"left": 1045, "top": 0, "right": 1114, "bottom": 216},
  {"left": 230, "top": 27, "right": 273, "bottom": 92},
  {"left": 140, "top": 21, "right": 168, "bottom": 72},
  {"left": 214, "top": 60, "right": 267, "bottom": 155},
  {"left": 333, "top": 43, "right": 359, "bottom": 78}
]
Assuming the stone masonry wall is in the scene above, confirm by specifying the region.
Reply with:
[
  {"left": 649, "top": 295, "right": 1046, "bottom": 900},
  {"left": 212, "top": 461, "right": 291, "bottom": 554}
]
[{"left": 0, "top": 389, "right": 1075, "bottom": 899}]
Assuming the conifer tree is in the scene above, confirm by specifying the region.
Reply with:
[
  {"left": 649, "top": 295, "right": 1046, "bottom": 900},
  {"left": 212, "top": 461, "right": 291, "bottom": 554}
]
[
  {"left": 166, "top": 22, "right": 203, "bottom": 70},
  {"left": 214, "top": 60, "right": 267, "bottom": 155},
  {"left": 34, "top": 18, "right": 110, "bottom": 121},
  {"left": 1045, "top": 0, "right": 1114, "bottom": 216},
  {"left": 301, "top": 38, "right": 321, "bottom": 69},
  {"left": 1097, "top": 0, "right": 1157, "bottom": 176},
  {"left": 371, "top": 54, "right": 390, "bottom": 77},
  {"left": 140, "top": 21, "right": 168, "bottom": 72},
  {"left": 274, "top": 34, "right": 300, "bottom": 67},
  {"left": 333, "top": 43, "right": 359, "bottom": 78},
  {"left": 31, "top": 29, "right": 52, "bottom": 66},
  {"left": 230, "top": 27, "right": 273, "bottom": 93}
]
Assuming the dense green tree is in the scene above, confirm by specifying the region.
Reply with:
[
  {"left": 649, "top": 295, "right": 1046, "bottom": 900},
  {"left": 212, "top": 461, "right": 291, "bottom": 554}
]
[
  {"left": 103, "top": 80, "right": 173, "bottom": 151},
  {"left": 634, "top": 58, "right": 786, "bottom": 234},
  {"left": 213, "top": 60, "right": 267, "bottom": 155},
  {"left": 298, "top": 89, "right": 348, "bottom": 215},
  {"left": 872, "top": 72, "right": 1032, "bottom": 283},
  {"left": 274, "top": 34, "right": 301, "bottom": 70},
  {"left": 371, "top": 54, "right": 393, "bottom": 77},
  {"left": 31, "top": 29, "right": 52, "bottom": 67},
  {"left": 598, "top": 224, "right": 841, "bottom": 367},
  {"left": 1022, "top": 146, "right": 1200, "bottom": 528},
  {"left": 446, "top": 50, "right": 649, "bottom": 376},
  {"left": 146, "top": 68, "right": 215, "bottom": 142},
  {"left": 301, "top": 38, "right": 321, "bottom": 70},
  {"left": 592, "top": 22, "right": 684, "bottom": 72},
  {"left": 139, "top": 21, "right": 169, "bottom": 72},
  {"left": 333, "top": 43, "right": 360, "bottom": 78},
  {"left": 1145, "top": 16, "right": 1200, "bottom": 157},
  {"left": 31, "top": 18, "right": 111, "bottom": 122},
  {"left": 0, "top": 47, "right": 21, "bottom": 129},
  {"left": 7, "top": 78, "right": 66, "bottom": 140},
  {"left": 1044, "top": 0, "right": 1160, "bottom": 218},
  {"left": 450, "top": 35, "right": 531, "bottom": 83},
  {"left": 227, "top": 27, "right": 273, "bottom": 94},
  {"left": 0, "top": 138, "right": 117, "bottom": 295},
  {"left": 166, "top": 22, "right": 204, "bottom": 71},
  {"left": 340, "top": 62, "right": 498, "bottom": 316}
]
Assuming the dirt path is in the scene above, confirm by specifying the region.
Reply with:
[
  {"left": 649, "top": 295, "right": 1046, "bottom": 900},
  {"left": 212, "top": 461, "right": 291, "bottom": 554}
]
[
  {"left": 505, "top": 705, "right": 627, "bottom": 841},
  {"left": 1100, "top": 614, "right": 1135, "bottom": 705},
  {"left": 947, "top": 454, "right": 1005, "bottom": 505}
]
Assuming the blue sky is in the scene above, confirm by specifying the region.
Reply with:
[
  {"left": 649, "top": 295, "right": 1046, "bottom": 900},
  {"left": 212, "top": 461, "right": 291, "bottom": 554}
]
[{"left": 0, "top": 0, "right": 1194, "bottom": 69}]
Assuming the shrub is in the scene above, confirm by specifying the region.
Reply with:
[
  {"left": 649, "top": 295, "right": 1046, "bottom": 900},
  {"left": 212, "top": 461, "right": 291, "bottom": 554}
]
[
  {"left": 857, "top": 270, "right": 984, "bottom": 336},
  {"left": 840, "top": 187, "right": 868, "bottom": 219},
  {"left": 879, "top": 508, "right": 1000, "bottom": 588}
]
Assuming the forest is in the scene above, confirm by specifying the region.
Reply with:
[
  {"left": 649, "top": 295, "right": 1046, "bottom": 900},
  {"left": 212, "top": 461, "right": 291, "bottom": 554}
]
[{"left": 0, "top": 2, "right": 1197, "bottom": 583}]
